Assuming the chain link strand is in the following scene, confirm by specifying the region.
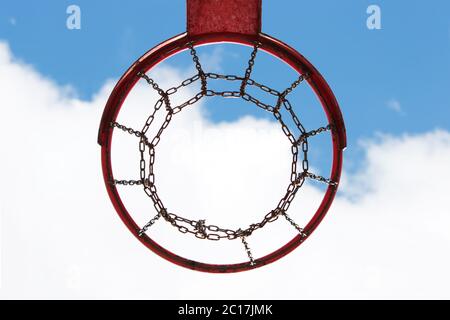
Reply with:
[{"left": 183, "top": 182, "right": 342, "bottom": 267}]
[{"left": 240, "top": 233, "right": 256, "bottom": 266}]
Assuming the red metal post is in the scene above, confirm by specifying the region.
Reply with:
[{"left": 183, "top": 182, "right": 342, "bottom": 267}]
[{"left": 187, "top": 0, "right": 262, "bottom": 36}]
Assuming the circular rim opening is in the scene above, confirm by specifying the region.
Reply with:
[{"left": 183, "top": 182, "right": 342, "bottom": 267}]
[{"left": 98, "top": 32, "right": 346, "bottom": 273}]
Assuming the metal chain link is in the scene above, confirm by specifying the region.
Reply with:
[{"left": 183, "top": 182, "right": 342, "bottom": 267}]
[
  {"left": 111, "top": 40, "right": 337, "bottom": 262},
  {"left": 281, "top": 72, "right": 310, "bottom": 97},
  {"left": 283, "top": 212, "right": 308, "bottom": 238},
  {"left": 138, "top": 213, "right": 161, "bottom": 237},
  {"left": 171, "top": 92, "right": 205, "bottom": 114},
  {"left": 240, "top": 41, "right": 261, "bottom": 95},
  {"left": 110, "top": 179, "right": 144, "bottom": 186},
  {"left": 296, "top": 124, "right": 333, "bottom": 145},
  {"left": 280, "top": 99, "right": 307, "bottom": 134},
  {"left": 240, "top": 234, "right": 256, "bottom": 266},
  {"left": 110, "top": 121, "right": 143, "bottom": 137},
  {"left": 305, "top": 172, "right": 338, "bottom": 187},
  {"left": 188, "top": 42, "right": 207, "bottom": 93},
  {"left": 165, "top": 74, "right": 201, "bottom": 95},
  {"left": 137, "top": 72, "right": 172, "bottom": 112},
  {"left": 206, "top": 73, "right": 281, "bottom": 96}
]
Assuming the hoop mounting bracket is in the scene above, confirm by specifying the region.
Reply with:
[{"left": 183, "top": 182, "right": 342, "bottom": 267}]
[{"left": 187, "top": 0, "right": 262, "bottom": 36}]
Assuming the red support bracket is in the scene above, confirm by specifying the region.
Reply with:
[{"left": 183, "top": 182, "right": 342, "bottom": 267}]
[{"left": 187, "top": 0, "right": 262, "bottom": 36}]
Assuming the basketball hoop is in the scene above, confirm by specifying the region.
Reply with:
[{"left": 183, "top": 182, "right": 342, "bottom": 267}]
[{"left": 98, "top": 0, "right": 346, "bottom": 273}]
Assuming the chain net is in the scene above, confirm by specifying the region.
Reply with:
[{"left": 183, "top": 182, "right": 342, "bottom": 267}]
[{"left": 110, "top": 41, "right": 337, "bottom": 264}]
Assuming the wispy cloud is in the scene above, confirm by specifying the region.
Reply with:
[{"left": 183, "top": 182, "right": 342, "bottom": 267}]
[
  {"left": 387, "top": 98, "right": 404, "bottom": 114},
  {"left": 199, "top": 47, "right": 224, "bottom": 72},
  {"left": 9, "top": 17, "right": 16, "bottom": 26}
]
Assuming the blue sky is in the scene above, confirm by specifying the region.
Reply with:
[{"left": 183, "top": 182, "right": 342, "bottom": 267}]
[{"left": 1, "top": 0, "right": 449, "bottom": 167}]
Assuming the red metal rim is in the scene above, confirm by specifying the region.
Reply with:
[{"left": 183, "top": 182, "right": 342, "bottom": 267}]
[{"left": 98, "top": 32, "right": 346, "bottom": 273}]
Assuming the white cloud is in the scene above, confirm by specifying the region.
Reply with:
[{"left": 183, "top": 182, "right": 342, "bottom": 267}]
[
  {"left": 199, "top": 46, "right": 225, "bottom": 73},
  {"left": 1, "top": 41, "right": 450, "bottom": 299},
  {"left": 387, "top": 98, "right": 403, "bottom": 114}
]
